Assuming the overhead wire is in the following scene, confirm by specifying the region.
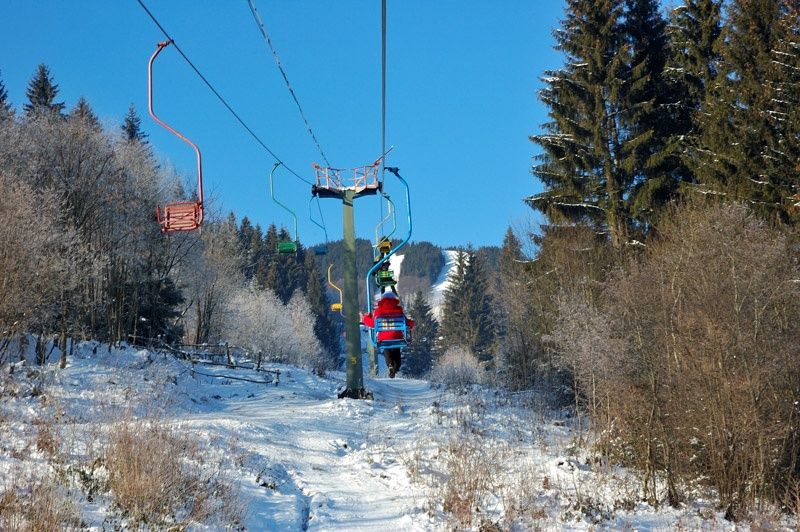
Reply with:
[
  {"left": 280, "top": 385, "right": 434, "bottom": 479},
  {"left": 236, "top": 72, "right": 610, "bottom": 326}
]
[
  {"left": 379, "top": 0, "right": 388, "bottom": 236},
  {"left": 135, "top": 0, "right": 314, "bottom": 186},
  {"left": 246, "top": 0, "right": 332, "bottom": 169}
]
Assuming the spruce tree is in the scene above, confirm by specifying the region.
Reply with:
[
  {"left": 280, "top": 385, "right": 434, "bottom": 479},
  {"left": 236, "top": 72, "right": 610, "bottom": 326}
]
[
  {"left": 69, "top": 97, "right": 101, "bottom": 130},
  {"left": 496, "top": 228, "right": 539, "bottom": 388},
  {"left": 0, "top": 71, "right": 11, "bottom": 114},
  {"left": 439, "top": 248, "right": 495, "bottom": 366},
  {"left": 24, "top": 64, "right": 64, "bottom": 117},
  {"left": 665, "top": 0, "right": 723, "bottom": 175},
  {"left": 529, "top": 0, "right": 632, "bottom": 248},
  {"left": 405, "top": 290, "right": 438, "bottom": 377},
  {"left": 623, "top": 0, "right": 679, "bottom": 222},
  {"left": 304, "top": 252, "right": 340, "bottom": 366},
  {"left": 121, "top": 103, "right": 148, "bottom": 143},
  {"left": 770, "top": 2, "right": 800, "bottom": 214},
  {"left": 691, "top": 0, "right": 789, "bottom": 219}
]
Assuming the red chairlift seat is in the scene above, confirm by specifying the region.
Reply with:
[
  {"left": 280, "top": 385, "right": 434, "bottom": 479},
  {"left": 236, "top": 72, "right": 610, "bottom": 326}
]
[
  {"left": 156, "top": 201, "right": 203, "bottom": 232},
  {"left": 148, "top": 40, "right": 205, "bottom": 234}
]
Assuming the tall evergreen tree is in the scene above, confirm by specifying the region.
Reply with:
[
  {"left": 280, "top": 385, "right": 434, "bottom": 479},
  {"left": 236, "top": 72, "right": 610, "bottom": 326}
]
[
  {"left": 496, "top": 228, "right": 539, "bottom": 388},
  {"left": 439, "top": 248, "right": 496, "bottom": 366},
  {"left": 405, "top": 290, "right": 438, "bottom": 377},
  {"left": 528, "top": 0, "right": 632, "bottom": 248},
  {"left": 623, "top": 0, "right": 678, "bottom": 222},
  {"left": 691, "top": 0, "right": 790, "bottom": 219},
  {"left": 0, "top": 70, "right": 11, "bottom": 114},
  {"left": 69, "top": 97, "right": 101, "bottom": 130},
  {"left": 24, "top": 64, "right": 64, "bottom": 117},
  {"left": 770, "top": 2, "right": 800, "bottom": 213},
  {"left": 665, "top": 0, "right": 723, "bottom": 178},
  {"left": 303, "top": 252, "right": 340, "bottom": 366},
  {"left": 121, "top": 103, "right": 148, "bottom": 143}
]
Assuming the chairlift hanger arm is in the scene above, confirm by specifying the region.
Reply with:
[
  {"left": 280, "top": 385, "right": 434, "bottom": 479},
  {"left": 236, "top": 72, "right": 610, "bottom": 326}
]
[
  {"left": 269, "top": 162, "right": 298, "bottom": 242},
  {"left": 366, "top": 167, "right": 411, "bottom": 316},
  {"left": 309, "top": 197, "right": 329, "bottom": 243},
  {"left": 148, "top": 40, "right": 203, "bottom": 207}
]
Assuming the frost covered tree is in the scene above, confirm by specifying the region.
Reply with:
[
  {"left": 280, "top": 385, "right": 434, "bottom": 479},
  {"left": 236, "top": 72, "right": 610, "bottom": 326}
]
[
  {"left": 286, "top": 290, "right": 326, "bottom": 371},
  {"left": 182, "top": 217, "right": 244, "bottom": 345},
  {"left": 24, "top": 64, "right": 64, "bottom": 117},
  {"left": 70, "top": 97, "right": 101, "bottom": 131}
]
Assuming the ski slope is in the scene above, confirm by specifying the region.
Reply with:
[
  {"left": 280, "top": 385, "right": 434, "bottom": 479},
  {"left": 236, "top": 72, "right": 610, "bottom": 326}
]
[
  {"left": 1, "top": 341, "right": 784, "bottom": 530},
  {"left": 428, "top": 250, "right": 460, "bottom": 320}
]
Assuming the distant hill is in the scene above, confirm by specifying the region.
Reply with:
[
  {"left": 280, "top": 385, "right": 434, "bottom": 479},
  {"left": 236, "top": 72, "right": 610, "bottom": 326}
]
[{"left": 314, "top": 240, "right": 498, "bottom": 313}]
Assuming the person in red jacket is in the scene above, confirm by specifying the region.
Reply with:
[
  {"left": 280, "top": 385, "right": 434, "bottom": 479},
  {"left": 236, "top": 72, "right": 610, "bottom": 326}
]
[{"left": 361, "top": 292, "right": 415, "bottom": 378}]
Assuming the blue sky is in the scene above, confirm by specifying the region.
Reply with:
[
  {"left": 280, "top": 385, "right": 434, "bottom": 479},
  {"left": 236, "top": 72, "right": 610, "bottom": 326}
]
[{"left": 0, "top": 1, "right": 565, "bottom": 248}]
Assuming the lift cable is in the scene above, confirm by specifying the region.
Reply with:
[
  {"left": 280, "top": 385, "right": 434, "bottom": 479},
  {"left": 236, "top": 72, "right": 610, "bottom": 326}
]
[
  {"left": 246, "top": 0, "right": 332, "bottom": 169},
  {"left": 135, "top": 0, "right": 314, "bottom": 185},
  {"left": 379, "top": 0, "right": 388, "bottom": 234}
]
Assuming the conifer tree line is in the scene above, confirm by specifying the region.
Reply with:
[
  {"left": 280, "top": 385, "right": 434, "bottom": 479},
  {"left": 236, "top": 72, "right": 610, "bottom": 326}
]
[
  {"left": 529, "top": 0, "right": 800, "bottom": 242},
  {"left": 0, "top": 64, "right": 339, "bottom": 371}
]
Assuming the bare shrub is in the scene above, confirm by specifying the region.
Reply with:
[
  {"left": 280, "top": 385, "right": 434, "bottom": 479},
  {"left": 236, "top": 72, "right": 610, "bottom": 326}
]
[
  {"left": 105, "top": 420, "right": 243, "bottom": 528},
  {"left": 430, "top": 346, "right": 482, "bottom": 388},
  {"left": 438, "top": 434, "right": 501, "bottom": 527},
  {"left": 548, "top": 201, "right": 800, "bottom": 515},
  {"left": 34, "top": 418, "right": 60, "bottom": 459},
  {"left": 0, "top": 470, "right": 80, "bottom": 531}
]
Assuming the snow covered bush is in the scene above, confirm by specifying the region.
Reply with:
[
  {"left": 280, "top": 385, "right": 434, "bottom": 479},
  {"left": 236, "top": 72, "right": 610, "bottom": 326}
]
[
  {"left": 105, "top": 420, "right": 243, "bottom": 528},
  {"left": 224, "top": 286, "right": 327, "bottom": 371},
  {"left": 430, "top": 346, "right": 482, "bottom": 388}
]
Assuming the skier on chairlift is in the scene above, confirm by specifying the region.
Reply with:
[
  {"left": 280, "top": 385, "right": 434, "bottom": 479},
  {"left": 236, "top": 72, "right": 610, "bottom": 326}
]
[{"left": 360, "top": 292, "right": 414, "bottom": 378}]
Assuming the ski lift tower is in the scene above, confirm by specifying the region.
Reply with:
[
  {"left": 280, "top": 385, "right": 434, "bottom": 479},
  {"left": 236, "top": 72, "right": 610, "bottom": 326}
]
[{"left": 312, "top": 156, "right": 385, "bottom": 399}]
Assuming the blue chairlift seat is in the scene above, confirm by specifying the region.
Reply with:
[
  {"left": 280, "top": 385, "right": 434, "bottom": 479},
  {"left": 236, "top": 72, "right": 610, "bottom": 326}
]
[{"left": 370, "top": 315, "right": 408, "bottom": 350}]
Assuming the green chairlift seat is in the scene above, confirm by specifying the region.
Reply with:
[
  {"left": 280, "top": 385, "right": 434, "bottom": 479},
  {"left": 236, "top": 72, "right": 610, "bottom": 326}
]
[
  {"left": 278, "top": 241, "right": 298, "bottom": 254},
  {"left": 376, "top": 269, "right": 396, "bottom": 287},
  {"left": 270, "top": 162, "right": 299, "bottom": 255}
]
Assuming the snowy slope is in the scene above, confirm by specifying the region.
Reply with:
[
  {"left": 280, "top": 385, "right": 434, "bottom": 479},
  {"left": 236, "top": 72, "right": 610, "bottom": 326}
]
[
  {"left": 2, "top": 342, "right": 794, "bottom": 530},
  {"left": 428, "top": 250, "right": 461, "bottom": 320},
  {"left": 390, "top": 252, "right": 404, "bottom": 294}
]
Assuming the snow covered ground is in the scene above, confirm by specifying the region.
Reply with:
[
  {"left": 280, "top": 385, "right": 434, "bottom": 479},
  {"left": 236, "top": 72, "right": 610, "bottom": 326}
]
[{"left": 1, "top": 341, "right": 795, "bottom": 530}]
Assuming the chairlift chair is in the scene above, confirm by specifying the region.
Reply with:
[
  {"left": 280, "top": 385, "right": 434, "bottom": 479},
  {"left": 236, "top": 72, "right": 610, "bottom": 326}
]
[
  {"left": 269, "top": 162, "right": 299, "bottom": 255},
  {"left": 148, "top": 41, "right": 204, "bottom": 233},
  {"left": 370, "top": 315, "right": 409, "bottom": 351},
  {"left": 327, "top": 264, "right": 344, "bottom": 314},
  {"left": 375, "top": 269, "right": 396, "bottom": 287}
]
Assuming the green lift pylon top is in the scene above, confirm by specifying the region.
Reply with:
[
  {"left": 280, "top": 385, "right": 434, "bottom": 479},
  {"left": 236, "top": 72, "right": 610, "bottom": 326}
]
[{"left": 312, "top": 157, "right": 385, "bottom": 399}]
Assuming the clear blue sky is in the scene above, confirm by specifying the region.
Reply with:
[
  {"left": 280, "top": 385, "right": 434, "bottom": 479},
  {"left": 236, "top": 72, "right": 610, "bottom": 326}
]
[{"left": 0, "top": 1, "right": 565, "bottom": 248}]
